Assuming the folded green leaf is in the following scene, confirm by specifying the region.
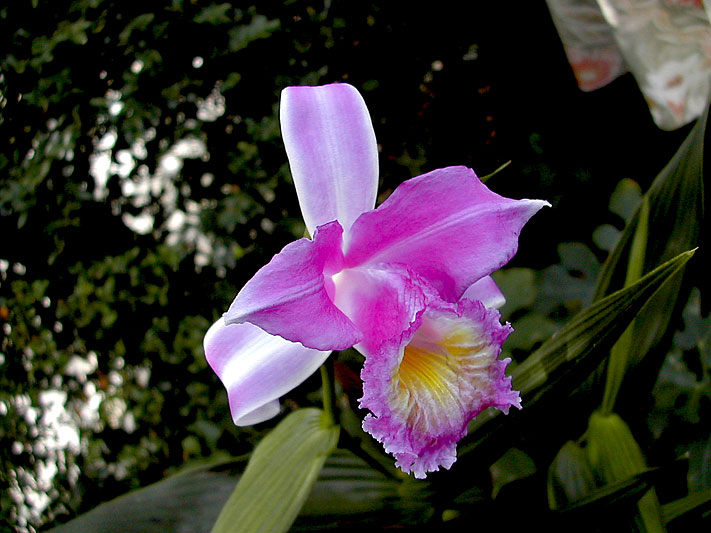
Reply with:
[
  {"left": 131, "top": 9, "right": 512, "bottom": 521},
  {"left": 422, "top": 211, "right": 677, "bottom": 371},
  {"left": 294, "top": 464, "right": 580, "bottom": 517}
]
[
  {"left": 547, "top": 441, "right": 596, "bottom": 510},
  {"left": 212, "top": 408, "right": 339, "bottom": 533},
  {"left": 555, "top": 468, "right": 657, "bottom": 517},
  {"left": 587, "top": 411, "right": 663, "bottom": 532}
]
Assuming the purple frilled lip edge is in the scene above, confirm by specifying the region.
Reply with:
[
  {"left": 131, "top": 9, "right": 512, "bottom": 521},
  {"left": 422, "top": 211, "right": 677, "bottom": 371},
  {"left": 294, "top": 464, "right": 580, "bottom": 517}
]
[{"left": 204, "top": 83, "right": 549, "bottom": 478}]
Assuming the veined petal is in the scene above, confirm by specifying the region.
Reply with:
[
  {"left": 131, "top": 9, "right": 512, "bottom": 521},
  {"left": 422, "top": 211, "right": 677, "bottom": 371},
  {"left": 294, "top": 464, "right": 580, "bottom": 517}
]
[
  {"left": 344, "top": 166, "right": 550, "bottom": 301},
  {"left": 462, "top": 276, "right": 506, "bottom": 309},
  {"left": 359, "top": 296, "right": 519, "bottom": 479},
  {"left": 224, "top": 221, "right": 361, "bottom": 351},
  {"left": 204, "top": 319, "right": 331, "bottom": 426},
  {"left": 331, "top": 265, "right": 427, "bottom": 355},
  {"left": 281, "top": 83, "right": 379, "bottom": 235}
]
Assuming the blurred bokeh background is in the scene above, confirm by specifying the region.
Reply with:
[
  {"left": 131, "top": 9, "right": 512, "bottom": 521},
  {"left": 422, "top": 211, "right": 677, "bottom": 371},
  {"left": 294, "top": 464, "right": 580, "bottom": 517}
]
[{"left": 1, "top": 1, "right": 708, "bottom": 531}]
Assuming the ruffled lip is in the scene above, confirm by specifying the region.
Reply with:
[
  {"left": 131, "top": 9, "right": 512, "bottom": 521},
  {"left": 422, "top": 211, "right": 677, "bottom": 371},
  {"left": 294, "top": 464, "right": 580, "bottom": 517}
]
[{"left": 358, "top": 289, "right": 520, "bottom": 479}]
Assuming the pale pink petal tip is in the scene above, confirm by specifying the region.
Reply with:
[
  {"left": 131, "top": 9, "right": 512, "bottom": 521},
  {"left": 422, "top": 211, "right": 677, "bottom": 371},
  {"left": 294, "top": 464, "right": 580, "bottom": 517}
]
[
  {"left": 359, "top": 297, "right": 520, "bottom": 478},
  {"left": 462, "top": 276, "right": 506, "bottom": 309},
  {"left": 204, "top": 319, "right": 331, "bottom": 426}
]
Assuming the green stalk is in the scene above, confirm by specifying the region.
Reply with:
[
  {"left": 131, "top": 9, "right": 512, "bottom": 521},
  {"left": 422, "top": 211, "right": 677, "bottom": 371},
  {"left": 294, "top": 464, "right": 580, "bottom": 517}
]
[{"left": 320, "top": 362, "right": 335, "bottom": 425}]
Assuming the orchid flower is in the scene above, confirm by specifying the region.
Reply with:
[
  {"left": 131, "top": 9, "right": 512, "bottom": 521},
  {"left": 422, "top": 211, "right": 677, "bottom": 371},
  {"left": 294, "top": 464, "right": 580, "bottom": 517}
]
[{"left": 204, "top": 83, "right": 549, "bottom": 478}]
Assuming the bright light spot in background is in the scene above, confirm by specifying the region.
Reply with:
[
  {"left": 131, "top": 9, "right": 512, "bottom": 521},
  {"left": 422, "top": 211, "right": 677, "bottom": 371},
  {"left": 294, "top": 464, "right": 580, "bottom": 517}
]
[
  {"left": 192, "top": 56, "right": 204, "bottom": 68},
  {"left": 172, "top": 137, "right": 206, "bottom": 159},
  {"left": 3, "top": 280, "right": 155, "bottom": 531},
  {"left": 115, "top": 150, "right": 135, "bottom": 177},
  {"left": 131, "top": 138, "right": 147, "bottom": 160},
  {"left": 106, "top": 89, "right": 124, "bottom": 117},
  {"left": 83, "top": 78, "right": 231, "bottom": 268},
  {"left": 8, "top": 390, "right": 82, "bottom": 529},
  {"left": 160, "top": 154, "right": 181, "bottom": 174},
  {"left": 89, "top": 152, "right": 112, "bottom": 200},
  {"left": 96, "top": 130, "right": 117, "bottom": 151},
  {"left": 130, "top": 59, "right": 144, "bottom": 74},
  {"left": 121, "top": 211, "right": 154, "bottom": 234},
  {"left": 65, "top": 352, "right": 98, "bottom": 383},
  {"left": 196, "top": 84, "right": 225, "bottom": 122},
  {"left": 109, "top": 102, "right": 124, "bottom": 116}
]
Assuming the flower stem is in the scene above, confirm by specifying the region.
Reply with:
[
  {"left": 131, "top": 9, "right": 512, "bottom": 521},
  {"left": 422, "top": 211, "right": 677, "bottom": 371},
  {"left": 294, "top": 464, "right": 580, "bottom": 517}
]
[{"left": 320, "top": 363, "right": 335, "bottom": 424}]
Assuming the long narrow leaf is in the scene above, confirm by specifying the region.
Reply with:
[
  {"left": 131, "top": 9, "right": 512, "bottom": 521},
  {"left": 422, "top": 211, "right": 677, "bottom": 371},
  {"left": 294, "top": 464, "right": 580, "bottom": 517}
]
[
  {"left": 601, "top": 195, "right": 650, "bottom": 413},
  {"left": 513, "top": 249, "right": 695, "bottom": 406},
  {"left": 212, "top": 408, "right": 339, "bottom": 533},
  {"left": 593, "top": 106, "right": 706, "bottom": 378},
  {"left": 595, "top": 109, "right": 706, "bottom": 301},
  {"left": 450, "top": 250, "right": 695, "bottom": 483}
]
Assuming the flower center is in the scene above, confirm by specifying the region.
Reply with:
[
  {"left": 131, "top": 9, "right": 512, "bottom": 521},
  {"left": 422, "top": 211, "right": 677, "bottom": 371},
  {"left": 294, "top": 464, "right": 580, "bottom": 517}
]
[{"left": 392, "top": 319, "right": 490, "bottom": 436}]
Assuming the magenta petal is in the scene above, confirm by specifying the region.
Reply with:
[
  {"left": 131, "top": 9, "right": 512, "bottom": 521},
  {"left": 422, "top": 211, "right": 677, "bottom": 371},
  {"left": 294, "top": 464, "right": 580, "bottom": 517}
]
[
  {"left": 224, "top": 221, "right": 361, "bottom": 351},
  {"left": 462, "top": 276, "right": 506, "bottom": 309},
  {"left": 204, "top": 319, "right": 331, "bottom": 425},
  {"left": 281, "top": 83, "right": 379, "bottom": 235},
  {"left": 359, "top": 296, "right": 519, "bottom": 478},
  {"left": 344, "top": 166, "right": 550, "bottom": 301},
  {"left": 332, "top": 265, "right": 427, "bottom": 355}
]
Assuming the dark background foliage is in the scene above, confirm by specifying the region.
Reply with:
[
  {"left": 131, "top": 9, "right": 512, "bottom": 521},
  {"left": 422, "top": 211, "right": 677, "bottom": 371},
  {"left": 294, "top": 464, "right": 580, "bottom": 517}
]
[{"left": 0, "top": 1, "right": 705, "bottom": 531}]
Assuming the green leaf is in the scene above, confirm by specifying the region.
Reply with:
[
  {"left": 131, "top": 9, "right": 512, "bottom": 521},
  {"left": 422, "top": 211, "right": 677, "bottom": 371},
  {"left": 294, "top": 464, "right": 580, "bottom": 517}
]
[
  {"left": 557, "top": 469, "right": 655, "bottom": 515},
  {"left": 490, "top": 448, "right": 537, "bottom": 499},
  {"left": 194, "top": 3, "right": 233, "bottom": 25},
  {"left": 587, "top": 411, "right": 664, "bottom": 532},
  {"left": 119, "top": 13, "right": 156, "bottom": 46},
  {"left": 661, "top": 488, "right": 711, "bottom": 525},
  {"left": 50, "top": 458, "right": 247, "bottom": 532},
  {"left": 514, "top": 249, "right": 695, "bottom": 409},
  {"left": 51, "top": 447, "right": 410, "bottom": 533},
  {"left": 453, "top": 250, "right": 695, "bottom": 478},
  {"left": 594, "top": 106, "right": 706, "bottom": 372},
  {"left": 50, "top": 448, "right": 418, "bottom": 533},
  {"left": 491, "top": 267, "right": 537, "bottom": 321},
  {"left": 609, "top": 178, "right": 643, "bottom": 223},
  {"left": 212, "top": 408, "right": 339, "bottom": 533},
  {"left": 547, "top": 441, "right": 596, "bottom": 510},
  {"left": 292, "top": 449, "right": 432, "bottom": 530},
  {"left": 601, "top": 195, "right": 650, "bottom": 413},
  {"left": 228, "top": 14, "right": 280, "bottom": 52}
]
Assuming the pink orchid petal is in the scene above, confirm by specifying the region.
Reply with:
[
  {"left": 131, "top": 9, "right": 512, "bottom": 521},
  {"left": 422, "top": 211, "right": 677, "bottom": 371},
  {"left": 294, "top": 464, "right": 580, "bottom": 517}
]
[
  {"left": 344, "top": 166, "right": 550, "bottom": 302},
  {"left": 204, "top": 319, "right": 331, "bottom": 425},
  {"left": 359, "top": 296, "right": 519, "bottom": 478},
  {"left": 281, "top": 83, "right": 379, "bottom": 235},
  {"left": 462, "top": 276, "right": 506, "bottom": 309},
  {"left": 224, "top": 221, "right": 361, "bottom": 351},
  {"left": 331, "top": 265, "right": 427, "bottom": 355}
]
